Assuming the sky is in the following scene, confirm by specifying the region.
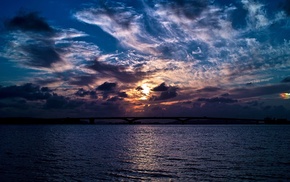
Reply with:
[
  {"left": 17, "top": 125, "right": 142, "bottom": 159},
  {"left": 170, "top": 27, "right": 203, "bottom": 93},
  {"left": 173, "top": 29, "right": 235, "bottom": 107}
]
[{"left": 0, "top": 0, "right": 290, "bottom": 119}]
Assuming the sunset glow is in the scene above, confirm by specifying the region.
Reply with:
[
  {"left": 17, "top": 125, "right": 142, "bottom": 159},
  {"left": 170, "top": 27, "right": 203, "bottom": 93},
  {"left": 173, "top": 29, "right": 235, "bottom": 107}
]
[{"left": 280, "top": 93, "right": 290, "bottom": 100}]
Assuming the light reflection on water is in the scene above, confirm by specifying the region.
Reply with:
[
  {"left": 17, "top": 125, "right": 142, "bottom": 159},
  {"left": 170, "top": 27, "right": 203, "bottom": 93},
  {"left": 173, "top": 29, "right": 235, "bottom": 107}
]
[{"left": 0, "top": 124, "right": 290, "bottom": 181}]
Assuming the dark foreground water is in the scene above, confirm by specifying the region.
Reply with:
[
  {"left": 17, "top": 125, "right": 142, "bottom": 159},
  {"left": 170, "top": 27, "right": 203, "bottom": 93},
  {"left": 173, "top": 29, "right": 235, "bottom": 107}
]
[{"left": 0, "top": 124, "right": 290, "bottom": 181}]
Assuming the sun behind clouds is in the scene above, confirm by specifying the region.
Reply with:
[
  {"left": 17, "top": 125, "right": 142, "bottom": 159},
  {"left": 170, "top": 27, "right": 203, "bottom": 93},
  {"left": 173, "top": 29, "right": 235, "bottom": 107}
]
[{"left": 140, "top": 83, "right": 151, "bottom": 100}]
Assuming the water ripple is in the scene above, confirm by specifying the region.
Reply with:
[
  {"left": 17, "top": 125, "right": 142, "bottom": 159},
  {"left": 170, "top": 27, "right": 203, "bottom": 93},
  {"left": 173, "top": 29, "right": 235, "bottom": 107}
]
[{"left": 0, "top": 125, "right": 290, "bottom": 181}]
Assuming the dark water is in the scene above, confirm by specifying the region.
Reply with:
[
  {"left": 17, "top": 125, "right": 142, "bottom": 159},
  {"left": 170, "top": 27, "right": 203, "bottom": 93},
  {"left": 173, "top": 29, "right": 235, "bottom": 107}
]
[{"left": 0, "top": 124, "right": 290, "bottom": 181}]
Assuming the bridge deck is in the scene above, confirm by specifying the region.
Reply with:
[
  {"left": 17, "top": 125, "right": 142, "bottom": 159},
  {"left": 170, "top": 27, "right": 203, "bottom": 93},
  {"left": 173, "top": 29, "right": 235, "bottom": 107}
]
[{"left": 79, "top": 117, "right": 263, "bottom": 124}]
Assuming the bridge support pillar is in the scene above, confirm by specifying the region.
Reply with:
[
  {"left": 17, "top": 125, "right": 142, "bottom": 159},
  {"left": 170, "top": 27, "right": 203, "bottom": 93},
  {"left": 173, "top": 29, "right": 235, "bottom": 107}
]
[{"left": 89, "top": 118, "right": 95, "bottom": 124}]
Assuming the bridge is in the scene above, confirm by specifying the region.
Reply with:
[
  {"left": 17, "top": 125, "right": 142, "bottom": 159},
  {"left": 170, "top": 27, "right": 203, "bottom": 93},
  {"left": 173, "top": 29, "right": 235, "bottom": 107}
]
[
  {"left": 78, "top": 116, "right": 262, "bottom": 124},
  {"left": 1, "top": 117, "right": 286, "bottom": 125}
]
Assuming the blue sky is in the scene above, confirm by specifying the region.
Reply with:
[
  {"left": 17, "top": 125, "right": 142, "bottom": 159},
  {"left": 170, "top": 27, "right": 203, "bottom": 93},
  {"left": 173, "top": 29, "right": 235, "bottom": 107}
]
[{"left": 0, "top": 0, "right": 290, "bottom": 119}]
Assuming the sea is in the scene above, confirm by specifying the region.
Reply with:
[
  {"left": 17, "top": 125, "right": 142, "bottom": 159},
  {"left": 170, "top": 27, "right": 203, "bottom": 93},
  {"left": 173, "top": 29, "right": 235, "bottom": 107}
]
[{"left": 0, "top": 124, "right": 290, "bottom": 181}]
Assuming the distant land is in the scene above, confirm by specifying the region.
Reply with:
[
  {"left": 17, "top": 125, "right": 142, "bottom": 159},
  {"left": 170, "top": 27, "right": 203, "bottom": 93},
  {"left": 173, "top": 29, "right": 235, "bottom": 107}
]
[{"left": 0, "top": 117, "right": 289, "bottom": 125}]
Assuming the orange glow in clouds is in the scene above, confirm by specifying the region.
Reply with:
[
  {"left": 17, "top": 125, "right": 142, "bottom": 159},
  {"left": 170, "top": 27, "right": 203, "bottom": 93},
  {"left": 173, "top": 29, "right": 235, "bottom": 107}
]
[{"left": 280, "top": 93, "right": 290, "bottom": 99}]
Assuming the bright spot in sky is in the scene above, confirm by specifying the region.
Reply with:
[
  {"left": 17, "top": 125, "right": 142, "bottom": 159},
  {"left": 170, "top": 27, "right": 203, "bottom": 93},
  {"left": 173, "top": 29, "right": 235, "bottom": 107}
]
[
  {"left": 280, "top": 93, "right": 290, "bottom": 99},
  {"left": 140, "top": 84, "right": 151, "bottom": 100}
]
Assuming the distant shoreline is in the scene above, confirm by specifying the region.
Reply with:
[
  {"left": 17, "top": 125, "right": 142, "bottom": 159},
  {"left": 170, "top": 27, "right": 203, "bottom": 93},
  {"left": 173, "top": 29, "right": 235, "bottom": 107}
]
[{"left": 0, "top": 117, "right": 289, "bottom": 125}]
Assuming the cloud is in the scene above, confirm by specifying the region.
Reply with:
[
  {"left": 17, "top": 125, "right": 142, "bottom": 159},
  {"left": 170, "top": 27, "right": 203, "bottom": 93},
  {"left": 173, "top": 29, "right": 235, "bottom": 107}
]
[
  {"left": 75, "top": 88, "right": 97, "bottom": 98},
  {"left": 221, "top": 93, "right": 230, "bottom": 97},
  {"left": 162, "top": 0, "right": 208, "bottom": 20},
  {"left": 88, "top": 59, "right": 146, "bottom": 83},
  {"left": 135, "top": 86, "right": 143, "bottom": 91},
  {"left": 21, "top": 44, "right": 63, "bottom": 68},
  {"left": 282, "top": 0, "right": 290, "bottom": 16},
  {"left": 107, "top": 96, "right": 122, "bottom": 102},
  {"left": 73, "top": 0, "right": 290, "bottom": 90},
  {"left": 1, "top": 11, "right": 97, "bottom": 78},
  {"left": 44, "top": 95, "right": 85, "bottom": 109},
  {"left": 118, "top": 92, "right": 128, "bottom": 98},
  {"left": 0, "top": 83, "right": 52, "bottom": 101},
  {"left": 197, "top": 86, "right": 221, "bottom": 92},
  {"left": 97, "top": 82, "right": 117, "bottom": 91},
  {"left": 5, "top": 12, "right": 54, "bottom": 32},
  {"left": 197, "top": 97, "right": 238, "bottom": 103},
  {"left": 1, "top": 13, "right": 64, "bottom": 70},
  {"left": 0, "top": 82, "right": 129, "bottom": 117},
  {"left": 241, "top": 0, "right": 270, "bottom": 29},
  {"left": 1, "top": 1, "right": 290, "bottom": 118},
  {"left": 152, "top": 82, "right": 169, "bottom": 91},
  {"left": 94, "top": 1, "right": 135, "bottom": 29},
  {"left": 230, "top": 83, "right": 290, "bottom": 99},
  {"left": 158, "top": 89, "right": 178, "bottom": 100},
  {"left": 34, "top": 77, "right": 63, "bottom": 86},
  {"left": 44, "top": 95, "right": 68, "bottom": 109},
  {"left": 68, "top": 75, "right": 98, "bottom": 86},
  {"left": 281, "top": 76, "right": 290, "bottom": 83},
  {"left": 74, "top": 4, "right": 158, "bottom": 54},
  {"left": 151, "top": 87, "right": 178, "bottom": 101}
]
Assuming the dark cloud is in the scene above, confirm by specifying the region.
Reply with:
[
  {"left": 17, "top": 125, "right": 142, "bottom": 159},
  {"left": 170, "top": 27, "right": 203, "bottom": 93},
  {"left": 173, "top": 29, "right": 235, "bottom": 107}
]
[
  {"left": 69, "top": 75, "right": 97, "bottom": 86},
  {"left": 226, "top": 53, "right": 290, "bottom": 80},
  {"left": 197, "top": 97, "right": 238, "bottom": 104},
  {"left": 97, "top": 82, "right": 117, "bottom": 91},
  {"left": 35, "top": 77, "right": 62, "bottom": 85},
  {"left": 89, "top": 60, "right": 146, "bottom": 83},
  {"left": 41, "top": 87, "right": 52, "bottom": 92},
  {"left": 96, "top": 81, "right": 117, "bottom": 100},
  {"left": 75, "top": 88, "right": 88, "bottom": 97},
  {"left": 182, "top": 101, "right": 192, "bottom": 104},
  {"left": 231, "top": 84, "right": 290, "bottom": 98},
  {"left": 118, "top": 92, "right": 128, "bottom": 98},
  {"left": 0, "top": 83, "right": 52, "bottom": 101},
  {"left": 246, "top": 101, "right": 259, "bottom": 107},
  {"left": 166, "top": 0, "right": 208, "bottom": 20},
  {"left": 150, "top": 83, "right": 178, "bottom": 100},
  {"left": 75, "top": 88, "right": 97, "bottom": 98},
  {"left": 95, "top": 1, "right": 136, "bottom": 29},
  {"left": 135, "top": 86, "right": 143, "bottom": 91},
  {"left": 2, "top": 12, "right": 65, "bottom": 70},
  {"left": 221, "top": 93, "right": 230, "bottom": 97},
  {"left": 281, "top": 76, "right": 290, "bottom": 83},
  {"left": 282, "top": 0, "right": 290, "bottom": 16},
  {"left": 107, "top": 96, "right": 121, "bottom": 102},
  {"left": 5, "top": 12, "right": 53, "bottom": 32},
  {"left": 152, "top": 82, "right": 169, "bottom": 91},
  {"left": 44, "top": 95, "right": 68, "bottom": 109},
  {"left": 20, "top": 44, "right": 63, "bottom": 69},
  {"left": 151, "top": 87, "right": 178, "bottom": 101},
  {"left": 0, "top": 98, "right": 27, "bottom": 109},
  {"left": 196, "top": 10, "right": 222, "bottom": 29},
  {"left": 89, "top": 60, "right": 121, "bottom": 74},
  {"left": 89, "top": 91, "right": 97, "bottom": 99},
  {"left": 197, "top": 86, "right": 221, "bottom": 92},
  {"left": 226, "top": 62, "right": 265, "bottom": 78},
  {"left": 44, "top": 95, "right": 84, "bottom": 109}
]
